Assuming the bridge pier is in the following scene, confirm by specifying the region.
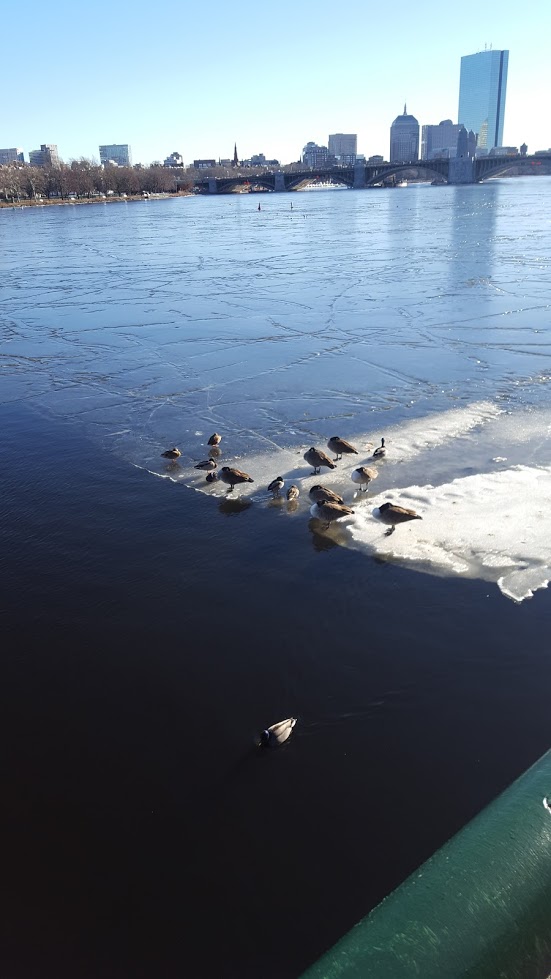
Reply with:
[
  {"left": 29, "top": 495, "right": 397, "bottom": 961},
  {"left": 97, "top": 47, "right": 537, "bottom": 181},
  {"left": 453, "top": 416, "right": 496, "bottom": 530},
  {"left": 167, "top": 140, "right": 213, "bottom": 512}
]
[
  {"left": 353, "top": 162, "right": 366, "bottom": 189},
  {"left": 208, "top": 178, "right": 217, "bottom": 194},
  {"left": 274, "top": 172, "right": 286, "bottom": 192},
  {"left": 448, "top": 159, "right": 475, "bottom": 185}
]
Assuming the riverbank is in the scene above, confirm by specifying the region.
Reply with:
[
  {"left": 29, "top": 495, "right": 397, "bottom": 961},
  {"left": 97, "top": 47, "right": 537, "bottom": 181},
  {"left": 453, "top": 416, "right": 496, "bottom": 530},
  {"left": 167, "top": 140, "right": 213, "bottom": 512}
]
[{"left": 0, "top": 190, "right": 192, "bottom": 208}]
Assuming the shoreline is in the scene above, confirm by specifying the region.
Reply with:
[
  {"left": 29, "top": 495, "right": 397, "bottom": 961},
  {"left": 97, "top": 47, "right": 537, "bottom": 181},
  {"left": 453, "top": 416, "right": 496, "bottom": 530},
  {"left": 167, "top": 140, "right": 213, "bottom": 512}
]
[{"left": 0, "top": 191, "right": 192, "bottom": 209}]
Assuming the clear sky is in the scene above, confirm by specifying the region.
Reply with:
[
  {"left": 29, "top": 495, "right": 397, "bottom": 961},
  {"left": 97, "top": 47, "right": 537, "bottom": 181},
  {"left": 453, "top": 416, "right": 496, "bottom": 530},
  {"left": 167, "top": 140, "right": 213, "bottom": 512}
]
[{"left": 3, "top": 0, "right": 550, "bottom": 165}]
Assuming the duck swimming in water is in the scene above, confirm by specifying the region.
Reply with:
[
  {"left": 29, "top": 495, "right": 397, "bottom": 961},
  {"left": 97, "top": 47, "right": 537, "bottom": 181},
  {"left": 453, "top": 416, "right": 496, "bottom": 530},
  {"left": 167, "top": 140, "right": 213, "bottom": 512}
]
[
  {"left": 327, "top": 436, "right": 359, "bottom": 461},
  {"left": 219, "top": 466, "right": 254, "bottom": 492},
  {"left": 304, "top": 447, "right": 337, "bottom": 475},
  {"left": 260, "top": 717, "right": 297, "bottom": 747},
  {"left": 161, "top": 447, "right": 181, "bottom": 459},
  {"left": 372, "top": 438, "right": 386, "bottom": 459},
  {"left": 351, "top": 466, "right": 379, "bottom": 492},
  {"left": 268, "top": 476, "right": 285, "bottom": 498},
  {"left": 378, "top": 502, "right": 421, "bottom": 536}
]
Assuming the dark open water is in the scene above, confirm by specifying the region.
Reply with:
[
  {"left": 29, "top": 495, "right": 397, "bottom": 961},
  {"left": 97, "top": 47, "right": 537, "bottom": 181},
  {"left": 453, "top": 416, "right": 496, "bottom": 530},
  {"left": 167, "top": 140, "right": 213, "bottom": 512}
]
[{"left": 1, "top": 182, "right": 551, "bottom": 978}]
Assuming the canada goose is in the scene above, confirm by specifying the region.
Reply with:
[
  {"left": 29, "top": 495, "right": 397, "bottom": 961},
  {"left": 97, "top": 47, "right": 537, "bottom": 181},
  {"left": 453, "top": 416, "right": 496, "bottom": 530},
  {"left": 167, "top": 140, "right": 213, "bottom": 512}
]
[
  {"left": 260, "top": 717, "right": 297, "bottom": 747},
  {"left": 378, "top": 502, "right": 421, "bottom": 536},
  {"left": 308, "top": 485, "right": 344, "bottom": 505},
  {"left": 311, "top": 501, "right": 355, "bottom": 529},
  {"left": 372, "top": 438, "right": 386, "bottom": 459},
  {"left": 351, "top": 466, "right": 379, "bottom": 492},
  {"left": 327, "top": 436, "right": 359, "bottom": 461},
  {"left": 195, "top": 459, "right": 217, "bottom": 471},
  {"left": 208, "top": 433, "right": 222, "bottom": 446},
  {"left": 219, "top": 466, "right": 254, "bottom": 492},
  {"left": 286, "top": 485, "right": 300, "bottom": 501},
  {"left": 161, "top": 447, "right": 181, "bottom": 459},
  {"left": 304, "top": 447, "right": 337, "bottom": 474},
  {"left": 268, "top": 477, "right": 285, "bottom": 498},
  {"left": 206, "top": 471, "right": 219, "bottom": 484}
]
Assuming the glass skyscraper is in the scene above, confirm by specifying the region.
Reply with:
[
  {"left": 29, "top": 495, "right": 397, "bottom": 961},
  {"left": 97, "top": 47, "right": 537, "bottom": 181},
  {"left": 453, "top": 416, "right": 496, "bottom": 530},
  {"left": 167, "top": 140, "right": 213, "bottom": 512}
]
[{"left": 458, "top": 50, "right": 509, "bottom": 153}]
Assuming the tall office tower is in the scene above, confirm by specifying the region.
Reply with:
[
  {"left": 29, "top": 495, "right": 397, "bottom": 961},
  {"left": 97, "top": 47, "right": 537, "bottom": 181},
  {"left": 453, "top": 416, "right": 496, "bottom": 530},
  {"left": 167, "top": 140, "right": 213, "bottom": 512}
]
[
  {"left": 99, "top": 144, "right": 132, "bottom": 167},
  {"left": 328, "top": 134, "right": 357, "bottom": 163},
  {"left": 0, "top": 147, "right": 25, "bottom": 164},
  {"left": 29, "top": 144, "right": 60, "bottom": 167},
  {"left": 458, "top": 49, "right": 509, "bottom": 153},
  {"left": 390, "top": 105, "right": 419, "bottom": 162}
]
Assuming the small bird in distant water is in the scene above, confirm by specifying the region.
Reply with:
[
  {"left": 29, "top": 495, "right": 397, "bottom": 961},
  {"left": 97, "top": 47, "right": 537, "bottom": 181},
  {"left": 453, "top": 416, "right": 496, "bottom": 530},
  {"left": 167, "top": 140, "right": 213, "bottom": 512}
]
[
  {"left": 312, "top": 501, "right": 355, "bottom": 529},
  {"left": 286, "top": 485, "right": 299, "bottom": 502},
  {"left": 351, "top": 466, "right": 379, "bottom": 492},
  {"left": 268, "top": 476, "right": 285, "bottom": 498},
  {"left": 208, "top": 433, "right": 222, "bottom": 446},
  {"left": 308, "top": 485, "right": 344, "bottom": 505},
  {"left": 372, "top": 438, "right": 386, "bottom": 459},
  {"left": 304, "top": 447, "right": 337, "bottom": 474},
  {"left": 260, "top": 717, "right": 297, "bottom": 747},
  {"left": 219, "top": 466, "right": 254, "bottom": 492},
  {"left": 378, "top": 502, "right": 421, "bottom": 536},
  {"left": 206, "top": 471, "right": 219, "bottom": 484},
  {"left": 161, "top": 447, "right": 181, "bottom": 459},
  {"left": 195, "top": 459, "right": 217, "bottom": 471},
  {"left": 327, "top": 436, "right": 359, "bottom": 461}
]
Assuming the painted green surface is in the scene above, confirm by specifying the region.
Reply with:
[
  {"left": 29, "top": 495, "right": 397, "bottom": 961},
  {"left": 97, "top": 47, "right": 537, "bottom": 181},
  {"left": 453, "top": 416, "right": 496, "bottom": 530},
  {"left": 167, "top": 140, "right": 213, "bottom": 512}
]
[{"left": 302, "top": 751, "right": 551, "bottom": 979}]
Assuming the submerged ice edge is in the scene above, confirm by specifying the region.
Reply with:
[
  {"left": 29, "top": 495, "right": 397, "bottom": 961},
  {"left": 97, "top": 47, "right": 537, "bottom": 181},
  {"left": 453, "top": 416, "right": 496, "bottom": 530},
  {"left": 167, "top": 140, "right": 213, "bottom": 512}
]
[{"left": 344, "top": 465, "right": 551, "bottom": 603}]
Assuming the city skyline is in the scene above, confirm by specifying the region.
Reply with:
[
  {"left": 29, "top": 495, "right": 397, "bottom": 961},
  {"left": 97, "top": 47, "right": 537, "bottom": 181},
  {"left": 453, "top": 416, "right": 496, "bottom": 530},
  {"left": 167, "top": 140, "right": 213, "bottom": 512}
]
[{"left": 1, "top": 0, "right": 549, "bottom": 165}]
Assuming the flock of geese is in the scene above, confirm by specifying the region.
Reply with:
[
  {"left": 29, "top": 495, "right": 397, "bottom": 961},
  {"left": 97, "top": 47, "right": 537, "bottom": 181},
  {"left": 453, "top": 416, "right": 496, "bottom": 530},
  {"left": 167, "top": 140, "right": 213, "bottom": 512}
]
[
  {"left": 161, "top": 432, "right": 423, "bottom": 536},
  {"left": 161, "top": 433, "right": 423, "bottom": 748}
]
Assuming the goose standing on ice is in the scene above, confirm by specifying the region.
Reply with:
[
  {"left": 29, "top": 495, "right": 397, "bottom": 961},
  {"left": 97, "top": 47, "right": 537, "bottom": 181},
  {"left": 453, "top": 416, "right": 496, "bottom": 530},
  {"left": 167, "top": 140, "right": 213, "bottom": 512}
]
[
  {"left": 219, "top": 466, "right": 254, "bottom": 492},
  {"left": 308, "top": 485, "right": 344, "bottom": 505},
  {"left": 378, "top": 502, "right": 421, "bottom": 536},
  {"left": 327, "top": 437, "right": 359, "bottom": 461},
  {"left": 372, "top": 438, "right": 386, "bottom": 459},
  {"left": 351, "top": 466, "right": 379, "bottom": 493},
  {"left": 304, "top": 447, "right": 337, "bottom": 475},
  {"left": 268, "top": 477, "right": 285, "bottom": 498},
  {"left": 311, "top": 501, "right": 355, "bottom": 530},
  {"left": 260, "top": 717, "right": 297, "bottom": 747}
]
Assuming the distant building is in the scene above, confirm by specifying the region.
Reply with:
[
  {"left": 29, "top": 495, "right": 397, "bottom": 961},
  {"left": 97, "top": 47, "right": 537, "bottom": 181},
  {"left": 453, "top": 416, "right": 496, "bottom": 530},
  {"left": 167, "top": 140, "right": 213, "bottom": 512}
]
[
  {"left": 29, "top": 144, "right": 60, "bottom": 168},
  {"left": 390, "top": 106, "right": 419, "bottom": 162},
  {"left": 302, "top": 142, "right": 330, "bottom": 167},
  {"left": 0, "top": 147, "right": 24, "bottom": 165},
  {"left": 456, "top": 127, "right": 477, "bottom": 159},
  {"left": 193, "top": 160, "right": 216, "bottom": 169},
  {"left": 458, "top": 49, "right": 509, "bottom": 153},
  {"left": 488, "top": 146, "right": 518, "bottom": 157},
  {"left": 367, "top": 155, "right": 384, "bottom": 164},
  {"left": 520, "top": 143, "right": 528, "bottom": 156},
  {"left": 328, "top": 134, "right": 357, "bottom": 163},
  {"left": 99, "top": 144, "right": 132, "bottom": 167},
  {"left": 164, "top": 152, "right": 184, "bottom": 167},
  {"left": 421, "top": 120, "right": 464, "bottom": 160}
]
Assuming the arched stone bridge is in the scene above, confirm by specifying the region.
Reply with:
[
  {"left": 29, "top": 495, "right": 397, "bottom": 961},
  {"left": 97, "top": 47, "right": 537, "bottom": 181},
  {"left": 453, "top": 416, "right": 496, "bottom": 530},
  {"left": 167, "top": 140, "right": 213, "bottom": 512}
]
[{"left": 188, "top": 154, "right": 551, "bottom": 193}]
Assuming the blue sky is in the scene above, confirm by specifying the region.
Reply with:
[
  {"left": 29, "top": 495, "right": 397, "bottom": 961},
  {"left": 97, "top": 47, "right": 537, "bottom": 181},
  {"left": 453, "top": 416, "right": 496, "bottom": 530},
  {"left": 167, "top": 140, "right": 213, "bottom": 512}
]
[{"left": 3, "top": 0, "right": 550, "bottom": 165}]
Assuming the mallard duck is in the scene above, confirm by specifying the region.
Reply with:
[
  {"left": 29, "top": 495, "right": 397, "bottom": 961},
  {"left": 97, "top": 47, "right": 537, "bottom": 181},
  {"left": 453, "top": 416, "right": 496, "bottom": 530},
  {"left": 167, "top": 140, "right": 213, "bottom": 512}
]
[
  {"left": 206, "top": 471, "right": 219, "bottom": 484},
  {"left": 372, "top": 438, "right": 386, "bottom": 459},
  {"left": 351, "top": 466, "right": 379, "bottom": 492},
  {"left": 327, "top": 436, "right": 359, "bottom": 461},
  {"left": 268, "top": 476, "right": 285, "bottom": 498},
  {"left": 195, "top": 459, "right": 217, "bottom": 471},
  {"left": 304, "top": 447, "right": 337, "bottom": 474},
  {"left": 308, "top": 485, "right": 344, "bottom": 505},
  {"left": 378, "top": 502, "right": 421, "bottom": 536},
  {"left": 311, "top": 501, "right": 355, "bottom": 529},
  {"left": 161, "top": 447, "right": 181, "bottom": 459},
  {"left": 260, "top": 717, "right": 297, "bottom": 747},
  {"left": 208, "top": 433, "right": 222, "bottom": 446},
  {"left": 286, "top": 485, "right": 299, "bottom": 501},
  {"left": 220, "top": 466, "right": 254, "bottom": 492}
]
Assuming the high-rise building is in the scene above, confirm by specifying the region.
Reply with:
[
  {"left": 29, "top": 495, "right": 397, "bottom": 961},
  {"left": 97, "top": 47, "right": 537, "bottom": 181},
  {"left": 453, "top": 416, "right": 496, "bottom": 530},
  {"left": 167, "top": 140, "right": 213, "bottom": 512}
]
[
  {"left": 421, "top": 120, "right": 464, "bottom": 160},
  {"left": 390, "top": 106, "right": 419, "bottom": 162},
  {"left": 0, "top": 147, "right": 25, "bottom": 165},
  {"left": 99, "top": 144, "right": 132, "bottom": 167},
  {"left": 302, "top": 142, "right": 330, "bottom": 167},
  {"left": 328, "top": 134, "right": 357, "bottom": 163},
  {"left": 29, "top": 144, "right": 60, "bottom": 167},
  {"left": 456, "top": 127, "right": 477, "bottom": 159},
  {"left": 458, "top": 49, "right": 509, "bottom": 153}
]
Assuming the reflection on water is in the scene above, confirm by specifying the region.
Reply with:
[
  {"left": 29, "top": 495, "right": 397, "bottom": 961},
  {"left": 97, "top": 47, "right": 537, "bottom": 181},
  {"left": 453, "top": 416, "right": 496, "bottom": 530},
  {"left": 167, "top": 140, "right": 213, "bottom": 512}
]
[
  {"left": 308, "top": 519, "right": 339, "bottom": 552},
  {"left": 218, "top": 497, "right": 253, "bottom": 517}
]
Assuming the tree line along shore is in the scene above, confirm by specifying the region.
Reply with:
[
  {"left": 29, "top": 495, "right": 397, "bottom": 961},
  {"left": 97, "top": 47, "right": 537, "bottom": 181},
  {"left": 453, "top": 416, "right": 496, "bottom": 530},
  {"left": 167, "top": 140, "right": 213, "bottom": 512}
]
[{"left": 0, "top": 159, "right": 193, "bottom": 205}]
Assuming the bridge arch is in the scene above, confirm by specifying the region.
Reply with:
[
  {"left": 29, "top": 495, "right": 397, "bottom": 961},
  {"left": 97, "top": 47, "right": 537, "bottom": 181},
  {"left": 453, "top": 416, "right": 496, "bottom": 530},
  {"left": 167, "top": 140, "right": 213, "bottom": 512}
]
[
  {"left": 365, "top": 162, "right": 449, "bottom": 186},
  {"left": 215, "top": 175, "right": 276, "bottom": 193},
  {"left": 285, "top": 170, "right": 354, "bottom": 191}
]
